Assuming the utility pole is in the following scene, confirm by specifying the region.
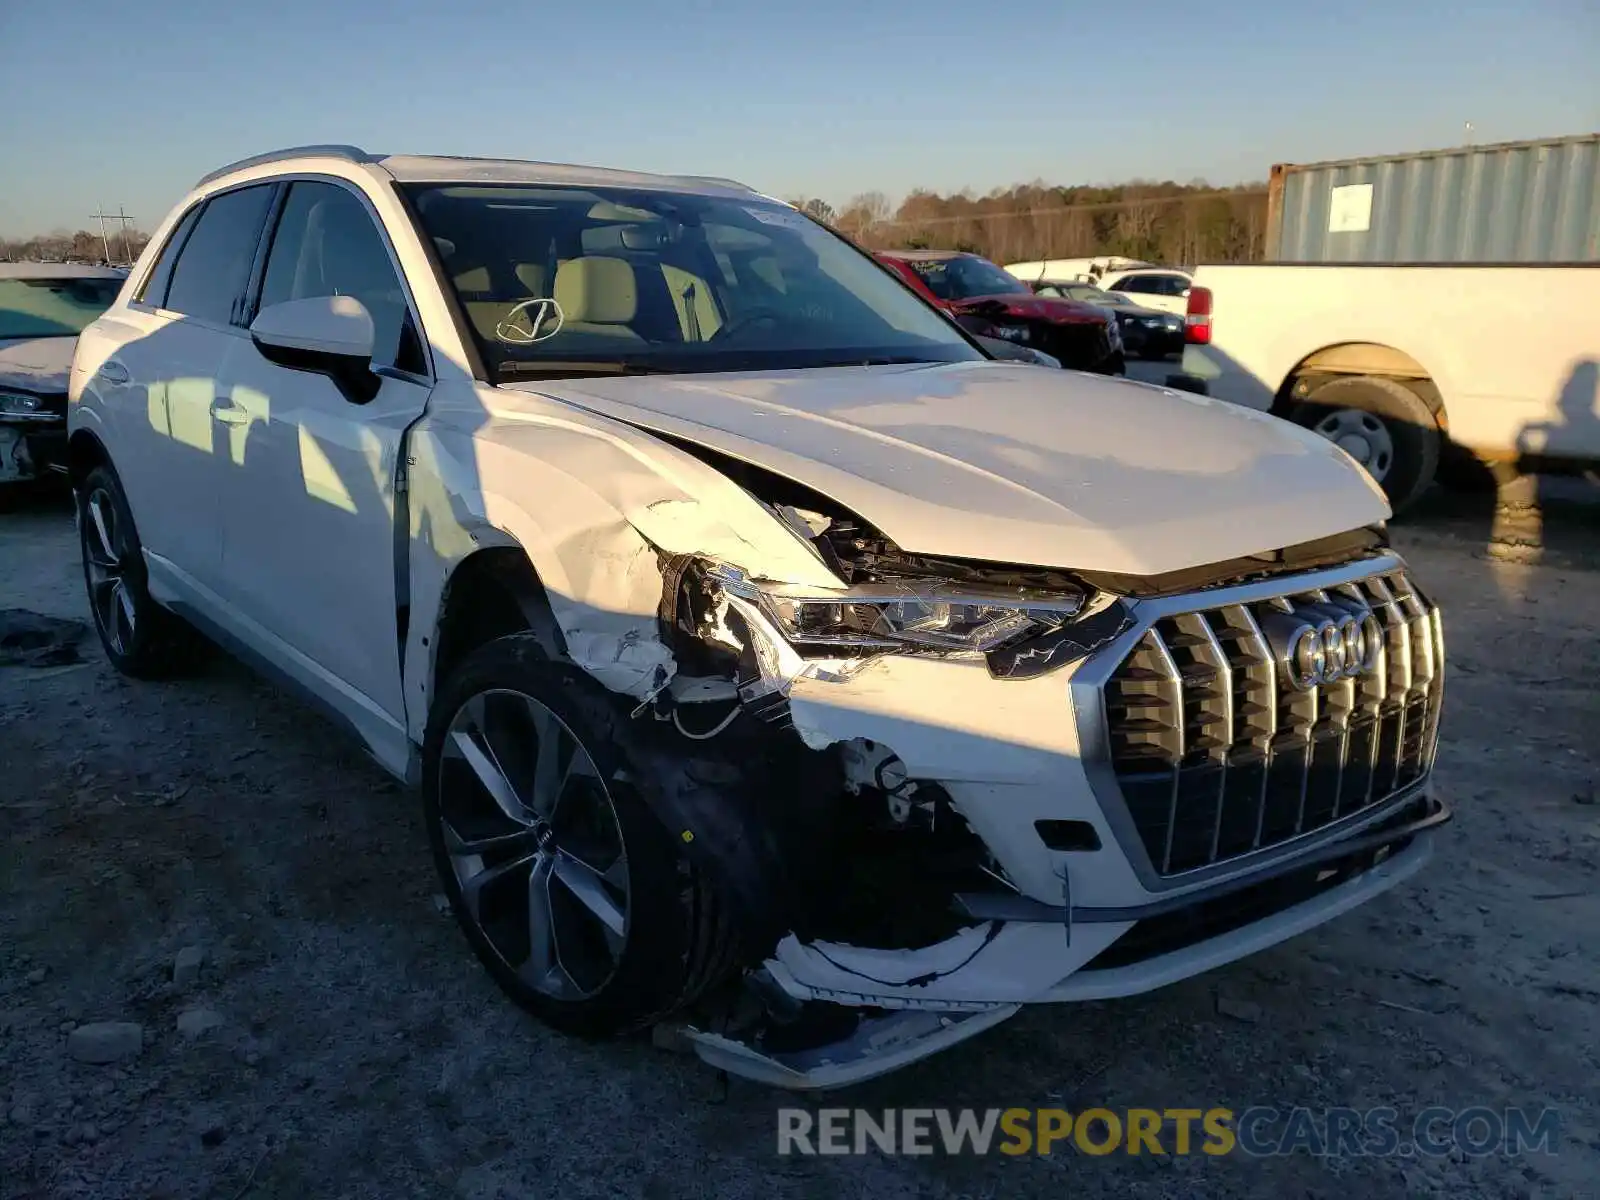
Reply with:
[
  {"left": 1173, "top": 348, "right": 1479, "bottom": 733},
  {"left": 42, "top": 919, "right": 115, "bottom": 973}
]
[
  {"left": 116, "top": 206, "right": 135, "bottom": 265},
  {"left": 91, "top": 208, "right": 114, "bottom": 264},
  {"left": 90, "top": 207, "right": 138, "bottom": 264}
]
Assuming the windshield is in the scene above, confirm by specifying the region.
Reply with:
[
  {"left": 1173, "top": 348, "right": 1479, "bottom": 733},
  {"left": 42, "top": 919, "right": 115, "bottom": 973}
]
[
  {"left": 905, "top": 255, "right": 1032, "bottom": 301},
  {"left": 0, "top": 276, "right": 122, "bottom": 340},
  {"left": 404, "top": 185, "right": 982, "bottom": 380}
]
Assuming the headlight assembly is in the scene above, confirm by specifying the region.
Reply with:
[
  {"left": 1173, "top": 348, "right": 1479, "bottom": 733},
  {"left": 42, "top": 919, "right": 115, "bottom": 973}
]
[
  {"left": 0, "top": 391, "right": 49, "bottom": 418},
  {"left": 711, "top": 565, "right": 1085, "bottom": 656}
]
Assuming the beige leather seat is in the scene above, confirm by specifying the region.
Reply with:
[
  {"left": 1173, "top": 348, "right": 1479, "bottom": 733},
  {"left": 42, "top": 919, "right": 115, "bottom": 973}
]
[
  {"left": 455, "top": 264, "right": 550, "bottom": 342},
  {"left": 552, "top": 257, "right": 644, "bottom": 341}
]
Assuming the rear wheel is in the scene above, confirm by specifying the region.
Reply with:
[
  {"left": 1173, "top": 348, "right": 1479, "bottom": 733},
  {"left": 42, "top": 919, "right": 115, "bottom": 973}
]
[
  {"left": 1290, "top": 375, "right": 1441, "bottom": 517},
  {"left": 77, "top": 465, "right": 206, "bottom": 678},
  {"left": 422, "top": 635, "right": 738, "bottom": 1037}
]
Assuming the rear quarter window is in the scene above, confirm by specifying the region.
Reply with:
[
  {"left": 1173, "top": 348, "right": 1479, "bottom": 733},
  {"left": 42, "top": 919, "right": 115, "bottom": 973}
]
[
  {"left": 163, "top": 185, "right": 276, "bottom": 326},
  {"left": 135, "top": 205, "right": 203, "bottom": 309}
]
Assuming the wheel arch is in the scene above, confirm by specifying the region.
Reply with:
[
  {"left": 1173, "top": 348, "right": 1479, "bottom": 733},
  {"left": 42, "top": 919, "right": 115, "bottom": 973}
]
[
  {"left": 428, "top": 545, "right": 567, "bottom": 709},
  {"left": 67, "top": 428, "right": 112, "bottom": 490},
  {"left": 1273, "top": 342, "right": 1447, "bottom": 430}
]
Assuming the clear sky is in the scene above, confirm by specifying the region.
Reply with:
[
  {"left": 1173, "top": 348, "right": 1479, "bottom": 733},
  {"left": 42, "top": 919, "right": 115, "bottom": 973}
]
[{"left": 0, "top": 0, "right": 1594, "bottom": 237}]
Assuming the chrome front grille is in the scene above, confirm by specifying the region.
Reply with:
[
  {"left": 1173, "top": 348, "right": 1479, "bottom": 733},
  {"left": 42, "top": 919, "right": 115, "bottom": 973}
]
[{"left": 1103, "top": 566, "right": 1443, "bottom": 877}]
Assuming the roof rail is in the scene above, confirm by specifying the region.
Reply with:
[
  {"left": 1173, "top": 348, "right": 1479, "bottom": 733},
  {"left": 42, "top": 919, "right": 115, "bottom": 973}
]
[
  {"left": 677, "top": 174, "right": 758, "bottom": 193},
  {"left": 194, "top": 145, "right": 373, "bottom": 189}
]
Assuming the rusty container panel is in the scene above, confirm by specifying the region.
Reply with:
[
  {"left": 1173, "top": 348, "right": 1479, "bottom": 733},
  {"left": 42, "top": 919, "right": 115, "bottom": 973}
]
[{"left": 1269, "top": 134, "right": 1600, "bottom": 263}]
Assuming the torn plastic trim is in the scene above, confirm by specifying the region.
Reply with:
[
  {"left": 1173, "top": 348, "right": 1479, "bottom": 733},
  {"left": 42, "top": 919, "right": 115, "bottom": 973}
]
[
  {"left": 683, "top": 1005, "right": 1020, "bottom": 1091},
  {"left": 763, "top": 921, "right": 1132, "bottom": 1009}
]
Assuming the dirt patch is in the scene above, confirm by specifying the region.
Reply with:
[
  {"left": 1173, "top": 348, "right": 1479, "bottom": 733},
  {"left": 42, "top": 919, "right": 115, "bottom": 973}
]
[
  {"left": 0, "top": 609, "right": 86, "bottom": 669},
  {"left": 1, "top": 490, "right": 1597, "bottom": 1199}
]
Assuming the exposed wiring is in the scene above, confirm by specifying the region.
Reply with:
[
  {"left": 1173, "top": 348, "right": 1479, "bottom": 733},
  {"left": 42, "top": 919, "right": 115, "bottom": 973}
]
[
  {"left": 805, "top": 920, "right": 1003, "bottom": 990},
  {"left": 672, "top": 704, "right": 741, "bottom": 741}
]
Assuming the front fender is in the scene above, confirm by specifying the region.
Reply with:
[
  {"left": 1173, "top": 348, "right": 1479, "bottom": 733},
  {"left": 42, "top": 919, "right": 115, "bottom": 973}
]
[{"left": 401, "top": 387, "right": 842, "bottom": 742}]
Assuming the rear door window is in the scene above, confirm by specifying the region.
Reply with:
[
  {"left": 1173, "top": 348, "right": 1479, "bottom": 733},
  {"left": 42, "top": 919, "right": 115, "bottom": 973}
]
[{"left": 163, "top": 185, "right": 275, "bottom": 326}]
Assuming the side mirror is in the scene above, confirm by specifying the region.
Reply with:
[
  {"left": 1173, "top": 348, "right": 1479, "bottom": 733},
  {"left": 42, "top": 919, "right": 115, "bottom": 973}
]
[{"left": 250, "top": 295, "right": 379, "bottom": 404}]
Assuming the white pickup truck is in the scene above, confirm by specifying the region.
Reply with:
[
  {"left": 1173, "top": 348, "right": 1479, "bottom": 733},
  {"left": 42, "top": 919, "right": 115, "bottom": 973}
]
[{"left": 1179, "top": 264, "right": 1600, "bottom": 513}]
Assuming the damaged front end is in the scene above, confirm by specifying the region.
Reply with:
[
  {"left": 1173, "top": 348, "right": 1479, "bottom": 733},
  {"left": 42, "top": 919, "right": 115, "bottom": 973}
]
[
  {"left": 618, "top": 480, "right": 1145, "bottom": 1087},
  {"left": 527, "top": 432, "right": 1442, "bottom": 1090}
]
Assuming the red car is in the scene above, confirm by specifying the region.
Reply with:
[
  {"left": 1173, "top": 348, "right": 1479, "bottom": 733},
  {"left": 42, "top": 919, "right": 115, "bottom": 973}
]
[{"left": 875, "top": 250, "right": 1125, "bottom": 375}]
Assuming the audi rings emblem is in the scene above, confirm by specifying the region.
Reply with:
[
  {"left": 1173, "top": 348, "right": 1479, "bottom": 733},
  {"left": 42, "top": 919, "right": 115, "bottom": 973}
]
[{"left": 1280, "top": 610, "right": 1383, "bottom": 690}]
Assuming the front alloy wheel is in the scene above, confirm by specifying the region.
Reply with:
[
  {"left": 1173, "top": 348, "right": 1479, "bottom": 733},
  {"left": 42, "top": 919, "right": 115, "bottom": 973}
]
[
  {"left": 438, "top": 689, "right": 630, "bottom": 1002},
  {"left": 423, "top": 637, "right": 739, "bottom": 1037}
]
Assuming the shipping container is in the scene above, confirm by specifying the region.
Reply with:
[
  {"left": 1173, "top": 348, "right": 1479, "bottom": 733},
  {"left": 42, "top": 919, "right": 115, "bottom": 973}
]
[{"left": 1265, "top": 133, "right": 1599, "bottom": 264}]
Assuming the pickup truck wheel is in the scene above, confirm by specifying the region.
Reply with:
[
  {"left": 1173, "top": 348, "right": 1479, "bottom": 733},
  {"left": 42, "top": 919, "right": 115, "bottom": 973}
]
[
  {"left": 1291, "top": 375, "right": 1440, "bottom": 516},
  {"left": 77, "top": 465, "right": 206, "bottom": 678},
  {"left": 423, "top": 635, "right": 737, "bottom": 1038}
]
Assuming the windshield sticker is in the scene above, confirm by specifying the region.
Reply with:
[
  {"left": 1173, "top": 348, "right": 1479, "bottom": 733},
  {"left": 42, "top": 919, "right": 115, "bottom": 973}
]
[
  {"left": 495, "top": 297, "right": 565, "bottom": 345},
  {"left": 746, "top": 206, "right": 816, "bottom": 231}
]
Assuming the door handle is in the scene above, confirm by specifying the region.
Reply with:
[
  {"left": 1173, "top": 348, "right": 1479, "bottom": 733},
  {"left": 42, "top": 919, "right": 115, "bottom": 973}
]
[
  {"left": 210, "top": 400, "right": 252, "bottom": 425},
  {"left": 100, "top": 360, "right": 129, "bottom": 386}
]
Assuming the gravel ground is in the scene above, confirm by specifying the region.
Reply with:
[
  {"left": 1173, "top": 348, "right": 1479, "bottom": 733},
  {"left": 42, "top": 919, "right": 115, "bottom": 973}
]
[{"left": 1, "top": 484, "right": 1597, "bottom": 1200}]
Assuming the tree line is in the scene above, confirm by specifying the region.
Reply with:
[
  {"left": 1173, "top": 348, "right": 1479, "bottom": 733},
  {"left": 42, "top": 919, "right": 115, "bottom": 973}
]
[
  {"left": 0, "top": 228, "right": 152, "bottom": 266},
  {"left": 5, "top": 178, "right": 1269, "bottom": 271},
  {"left": 795, "top": 180, "right": 1270, "bottom": 268}
]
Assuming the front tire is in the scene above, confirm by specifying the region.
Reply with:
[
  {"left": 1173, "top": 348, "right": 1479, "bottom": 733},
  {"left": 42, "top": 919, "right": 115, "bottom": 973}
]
[
  {"left": 422, "top": 635, "right": 738, "bottom": 1038},
  {"left": 1290, "top": 375, "right": 1441, "bottom": 517},
  {"left": 77, "top": 464, "right": 206, "bottom": 678}
]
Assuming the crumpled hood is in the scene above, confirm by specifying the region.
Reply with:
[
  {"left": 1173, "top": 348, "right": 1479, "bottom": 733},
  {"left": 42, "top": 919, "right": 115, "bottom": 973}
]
[
  {"left": 951, "top": 293, "right": 1105, "bottom": 325},
  {"left": 0, "top": 336, "right": 76, "bottom": 394},
  {"left": 510, "top": 361, "right": 1390, "bottom": 577}
]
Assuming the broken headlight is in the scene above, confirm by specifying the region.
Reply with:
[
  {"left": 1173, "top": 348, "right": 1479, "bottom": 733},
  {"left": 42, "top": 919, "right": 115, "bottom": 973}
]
[{"left": 715, "top": 566, "right": 1084, "bottom": 655}]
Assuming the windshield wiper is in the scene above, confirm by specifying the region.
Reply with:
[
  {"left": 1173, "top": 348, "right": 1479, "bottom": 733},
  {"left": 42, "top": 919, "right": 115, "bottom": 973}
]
[
  {"left": 812, "top": 356, "right": 947, "bottom": 368},
  {"left": 496, "top": 360, "right": 670, "bottom": 380}
]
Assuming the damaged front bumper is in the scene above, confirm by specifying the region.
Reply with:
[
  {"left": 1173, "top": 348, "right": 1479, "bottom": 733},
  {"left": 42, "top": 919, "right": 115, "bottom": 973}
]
[
  {"left": 0, "top": 412, "right": 67, "bottom": 484},
  {"left": 662, "top": 551, "right": 1449, "bottom": 1088},
  {"left": 682, "top": 795, "right": 1445, "bottom": 1089}
]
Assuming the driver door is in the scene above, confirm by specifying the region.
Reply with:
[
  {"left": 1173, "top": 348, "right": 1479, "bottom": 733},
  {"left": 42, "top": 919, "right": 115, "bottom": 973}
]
[{"left": 213, "top": 180, "right": 432, "bottom": 753}]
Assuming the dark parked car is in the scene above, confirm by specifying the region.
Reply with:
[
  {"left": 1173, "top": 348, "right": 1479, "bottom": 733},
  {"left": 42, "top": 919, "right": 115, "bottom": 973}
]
[
  {"left": 875, "top": 251, "right": 1123, "bottom": 374},
  {"left": 0, "top": 263, "right": 125, "bottom": 486},
  {"left": 1031, "top": 280, "right": 1186, "bottom": 360}
]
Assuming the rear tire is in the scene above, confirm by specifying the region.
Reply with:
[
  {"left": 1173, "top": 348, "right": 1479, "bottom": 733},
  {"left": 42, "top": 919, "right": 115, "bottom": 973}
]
[
  {"left": 1290, "top": 375, "right": 1441, "bottom": 517},
  {"left": 422, "top": 635, "right": 739, "bottom": 1038},
  {"left": 77, "top": 464, "right": 208, "bottom": 679}
]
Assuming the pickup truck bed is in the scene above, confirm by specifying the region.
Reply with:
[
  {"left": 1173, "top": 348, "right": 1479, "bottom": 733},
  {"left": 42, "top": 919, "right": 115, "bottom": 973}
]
[{"left": 1180, "top": 263, "right": 1600, "bottom": 512}]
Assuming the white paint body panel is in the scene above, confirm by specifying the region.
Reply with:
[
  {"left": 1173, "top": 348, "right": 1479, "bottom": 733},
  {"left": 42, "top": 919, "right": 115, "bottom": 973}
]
[
  {"left": 216, "top": 340, "right": 427, "bottom": 729},
  {"left": 1182, "top": 264, "right": 1600, "bottom": 461},
  {"left": 517, "top": 363, "right": 1390, "bottom": 577},
  {"left": 0, "top": 335, "right": 77, "bottom": 393}
]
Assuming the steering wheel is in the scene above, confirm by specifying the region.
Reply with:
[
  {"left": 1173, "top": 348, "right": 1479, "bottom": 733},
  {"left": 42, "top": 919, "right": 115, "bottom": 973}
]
[{"left": 709, "top": 307, "right": 784, "bottom": 342}]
